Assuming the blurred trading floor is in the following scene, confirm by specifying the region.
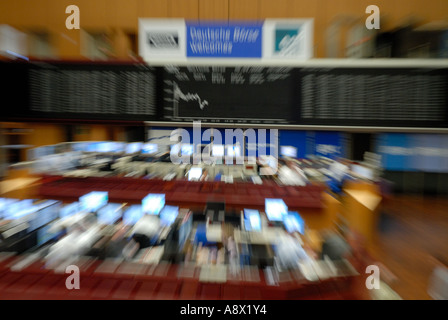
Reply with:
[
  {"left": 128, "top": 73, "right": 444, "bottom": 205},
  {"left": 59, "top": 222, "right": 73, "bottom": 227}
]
[
  {"left": 1, "top": 174, "right": 447, "bottom": 300},
  {"left": 370, "top": 195, "right": 448, "bottom": 300}
]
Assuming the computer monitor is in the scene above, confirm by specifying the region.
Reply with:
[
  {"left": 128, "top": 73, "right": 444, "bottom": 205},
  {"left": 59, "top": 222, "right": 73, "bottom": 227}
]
[
  {"left": 117, "top": 142, "right": 127, "bottom": 153},
  {"left": 266, "top": 157, "right": 277, "bottom": 169},
  {"left": 283, "top": 211, "right": 305, "bottom": 234},
  {"left": 178, "top": 211, "right": 193, "bottom": 249},
  {"left": 212, "top": 145, "right": 225, "bottom": 157},
  {"left": 226, "top": 145, "right": 241, "bottom": 157},
  {"left": 3, "top": 199, "right": 34, "bottom": 219},
  {"left": 0, "top": 198, "right": 17, "bottom": 215},
  {"left": 79, "top": 191, "right": 108, "bottom": 213},
  {"left": 280, "top": 146, "right": 298, "bottom": 158},
  {"left": 181, "top": 144, "right": 194, "bottom": 156},
  {"left": 123, "top": 205, "right": 143, "bottom": 225},
  {"left": 141, "top": 143, "right": 158, "bottom": 155},
  {"left": 159, "top": 205, "right": 179, "bottom": 227},
  {"left": 85, "top": 142, "right": 101, "bottom": 153},
  {"left": 265, "top": 198, "right": 288, "bottom": 222},
  {"left": 142, "top": 193, "right": 165, "bottom": 215},
  {"left": 28, "top": 200, "right": 61, "bottom": 232},
  {"left": 188, "top": 167, "right": 202, "bottom": 181},
  {"left": 71, "top": 142, "right": 90, "bottom": 153},
  {"left": 30, "top": 147, "right": 43, "bottom": 159},
  {"left": 35, "top": 145, "right": 55, "bottom": 157},
  {"left": 96, "top": 142, "right": 115, "bottom": 153},
  {"left": 27, "top": 148, "right": 37, "bottom": 161},
  {"left": 97, "top": 203, "right": 122, "bottom": 225},
  {"left": 59, "top": 202, "right": 80, "bottom": 219},
  {"left": 351, "top": 164, "right": 374, "bottom": 180},
  {"left": 243, "top": 209, "right": 262, "bottom": 232},
  {"left": 125, "top": 142, "right": 143, "bottom": 154},
  {"left": 36, "top": 224, "right": 62, "bottom": 247},
  {"left": 104, "top": 142, "right": 125, "bottom": 154}
]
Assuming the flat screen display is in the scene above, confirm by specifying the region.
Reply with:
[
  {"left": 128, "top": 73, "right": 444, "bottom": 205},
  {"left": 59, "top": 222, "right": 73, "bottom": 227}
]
[
  {"left": 283, "top": 211, "right": 305, "bottom": 234},
  {"left": 188, "top": 168, "right": 202, "bottom": 181},
  {"left": 212, "top": 145, "right": 225, "bottom": 157},
  {"left": 123, "top": 205, "right": 143, "bottom": 225},
  {"left": 126, "top": 142, "right": 143, "bottom": 154},
  {"left": 181, "top": 144, "right": 194, "bottom": 156},
  {"left": 59, "top": 202, "right": 80, "bottom": 219},
  {"left": 244, "top": 209, "right": 261, "bottom": 232},
  {"left": 178, "top": 212, "right": 193, "bottom": 249},
  {"left": 79, "top": 191, "right": 108, "bottom": 212},
  {"left": 97, "top": 203, "right": 122, "bottom": 225},
  {"left": 72, "top": 142, "right": 91, "bottom": 152},
  {"left": 265, "top": 198, "right": 288, "bottom": 221},
  {"left": 141, "top": 143, "right": 158, "bottom": 154},
  {"left": 3, "top": 199, "right": 34, "bottom": 219},
  {"left": 280, "top": 146, "right": 298, "bottom": 158},
  {"left": 142, "top": 193, "right": 165, "bottom": 215},
  {"left": 351, "top": 164, "right": 374, "bottom": 180},
  {"left": 159, "top": 205, "right": 179, "bottom": 227}
]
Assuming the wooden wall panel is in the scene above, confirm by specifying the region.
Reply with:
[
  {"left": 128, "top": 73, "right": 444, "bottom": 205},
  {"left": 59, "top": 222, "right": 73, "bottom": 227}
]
[
  {"left": 5, "top": 0, "right": 49, "bottom": 28},
  {"left": 229, "top": 0, "right": 260, "bottom": 20},
  {"left": 112, "top": 127, "right": 127, "bottom": 142},
  {"left": 49, "top": 27, "right": 82, "bottom": 59},
  {"left": 113, "top": 0, "right": 139, "bottom": 30},
  {"left": 23, "top": 124, "right": 66, "bottom": 147},
  {"left": 411, "top": 0, "right": 448, "bottom": 23},
  {"left": 259, "top": 0, "right": 294, "bottom": 18},
  {"left": 369, "top": 0, "right": 417, "bottom": 30},
  {"left": 75, "top": 0, "right": 108, "bottom": 31},
  {"left": 139, "top": 0, "right": 169, "bottom": 18},
  {"left": 169, "top": 0, "right": 199, "bottom": 19},
  {"left": 291, "top": 0, "right": 323, "bottom": 59},
  {"left": 198, "top": 0, "right": 229, "bottom": 20},
  {"left": 0, "top": 0, "right": 446, "bottom": 59},
  {"left": 0, "top": 2, "right": 13, "bottom": 25},
  {"left": 90, "top": 125, "right": 110, "bottom": 141},
  {"left": 0, "top": 1, "right": 447, "bottom": 59},
  {"left": 72, "top": 125, "right": 109, "bottom": 141}
]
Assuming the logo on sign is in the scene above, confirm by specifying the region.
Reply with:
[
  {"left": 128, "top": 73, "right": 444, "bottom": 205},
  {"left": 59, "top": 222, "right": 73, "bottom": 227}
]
[
  {"left": 274, "top": 27, "right": 301, "bottom": 56},
  {"left": 186, "top": 23, "right": 262, "bottom": 58},
  {"left": 147, "top": 32, "right": 179, "bottom": 49},
  {"left": 316, "top": 144, "right": 340, "bottom": 156}
]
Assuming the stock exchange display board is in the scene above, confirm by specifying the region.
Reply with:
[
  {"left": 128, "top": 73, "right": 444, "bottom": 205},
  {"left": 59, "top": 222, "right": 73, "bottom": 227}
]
[
  {"left": 298, "top": 67, "right": 448, "bottom": 127},
  {"left": 1, "top": 60, "right": 447, "bottom": 128},
  {"left": 1, "top": 61, "right": 159, "bottom": 121},
  {"left": 162, "top": 65, "right": 296, "bottom": 124},
  {"left": 162, "top": 65, "right": 448, "bottom": 127},
  {"left": 28, "top": 62, "right": 158, "bottom": 121}
]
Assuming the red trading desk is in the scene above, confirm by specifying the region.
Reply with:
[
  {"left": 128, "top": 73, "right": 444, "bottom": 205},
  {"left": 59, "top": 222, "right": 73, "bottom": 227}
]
[
  {"left": 0, "top": 255, "right": 366, "bottom": 300},
  {"left": 37, "top": 175, "right": 326, "bottom": 212}
]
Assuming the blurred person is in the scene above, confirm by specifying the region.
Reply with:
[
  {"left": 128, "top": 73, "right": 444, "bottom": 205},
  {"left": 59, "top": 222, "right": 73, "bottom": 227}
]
[
  {"left": 278, "top": 160, "right": 308, "bottom": 186},
  {"left": 320, "top": 229, "right": 352, "bottom": 260},
  {"left": 214, "top": 170, "right": 223, "bottom": 181},
  {"left": 131, "top": 214, "right": 161, "bottom": 248},
  {"left": 45, "top": 224, "right": 102, "bottom": 265},
  {"left": 200, "top": 169, "right": 209, "bottom": 181},
  {"left": 275, "top": 233, "right": 312, "bottom": 271}
]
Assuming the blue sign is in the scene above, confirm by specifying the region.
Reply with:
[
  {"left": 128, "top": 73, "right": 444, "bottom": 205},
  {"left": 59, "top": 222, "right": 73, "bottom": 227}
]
[
  {"left": 377, "top": 133, "right": 448, "bottom": 172},
  {"left": 314, "top": 131, "right": 345, "bottom": 159},
  {"left": 278, "top": 130, "right": 308, "bottom": 158},
  {"left": 186, "top": 22, "right": 263, "bottom": 58},
  {"left": 376, "top": 133, "right": 414, "bottom": 171}
]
